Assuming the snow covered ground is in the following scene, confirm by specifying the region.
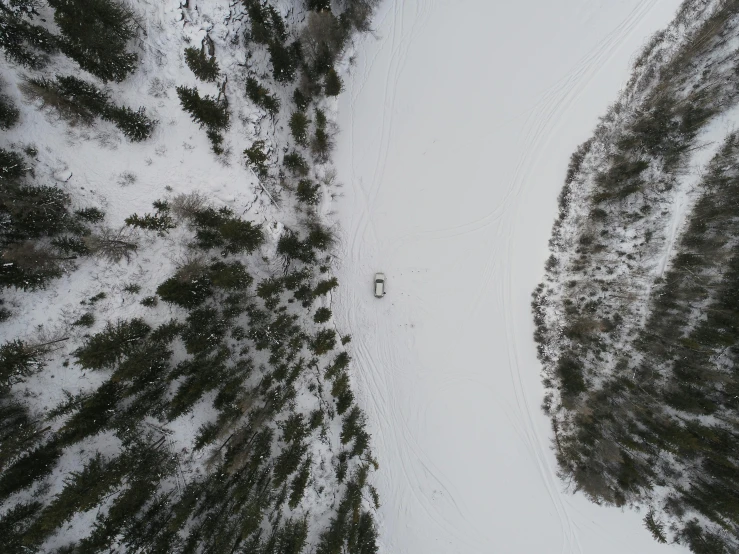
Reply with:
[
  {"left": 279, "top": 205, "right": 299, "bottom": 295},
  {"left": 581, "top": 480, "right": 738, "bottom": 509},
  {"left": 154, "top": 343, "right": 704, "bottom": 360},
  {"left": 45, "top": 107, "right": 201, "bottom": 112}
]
[{"left": 331, "top": 1, "right": 690, "bottom": 552}]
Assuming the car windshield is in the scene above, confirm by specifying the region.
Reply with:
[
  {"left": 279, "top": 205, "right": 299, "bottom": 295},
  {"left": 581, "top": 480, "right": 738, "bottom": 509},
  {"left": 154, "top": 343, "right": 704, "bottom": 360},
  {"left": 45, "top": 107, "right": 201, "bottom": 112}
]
[{"left": 375, "top": 279, "right": 383, "bottom": 284}]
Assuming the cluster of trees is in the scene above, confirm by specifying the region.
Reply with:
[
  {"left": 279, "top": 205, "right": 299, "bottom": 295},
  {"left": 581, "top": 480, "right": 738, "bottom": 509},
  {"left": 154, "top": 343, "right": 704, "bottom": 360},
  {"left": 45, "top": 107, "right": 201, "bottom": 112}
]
[{"left": 534, "top": 3, "right": 739, "bottom": 552}]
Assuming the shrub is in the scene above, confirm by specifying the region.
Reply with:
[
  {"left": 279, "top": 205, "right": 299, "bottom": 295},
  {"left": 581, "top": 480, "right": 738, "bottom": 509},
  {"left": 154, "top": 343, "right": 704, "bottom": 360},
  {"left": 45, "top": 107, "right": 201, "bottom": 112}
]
[
  {"left": 140, "top": 296, "right": 158, "bottom": 307},
  {"left": 75, "top": 207, "right": 105, "bottom": 223},
  {"left": 184, "top": 46, "right": 220, "bottom": 82}
]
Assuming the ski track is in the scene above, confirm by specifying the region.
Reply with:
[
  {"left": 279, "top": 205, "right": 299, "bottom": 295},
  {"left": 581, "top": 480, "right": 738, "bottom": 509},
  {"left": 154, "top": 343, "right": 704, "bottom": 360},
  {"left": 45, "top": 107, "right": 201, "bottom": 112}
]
[{"left": 333, "top": 1, "right": 686, "bottom": 553}]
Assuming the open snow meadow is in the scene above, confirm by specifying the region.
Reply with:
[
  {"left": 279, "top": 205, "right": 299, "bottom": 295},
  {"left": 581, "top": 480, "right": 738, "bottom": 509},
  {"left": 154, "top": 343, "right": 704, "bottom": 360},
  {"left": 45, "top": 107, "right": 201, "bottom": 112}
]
[{"left": 332, "top": 1, "right": 688, "bottom": 552}]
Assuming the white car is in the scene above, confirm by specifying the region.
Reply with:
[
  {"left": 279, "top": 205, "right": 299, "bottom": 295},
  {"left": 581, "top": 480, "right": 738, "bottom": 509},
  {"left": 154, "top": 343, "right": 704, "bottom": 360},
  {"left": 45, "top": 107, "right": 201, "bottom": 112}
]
[{"left": 374, "top": 273, "right": 386, "bottom": 298}]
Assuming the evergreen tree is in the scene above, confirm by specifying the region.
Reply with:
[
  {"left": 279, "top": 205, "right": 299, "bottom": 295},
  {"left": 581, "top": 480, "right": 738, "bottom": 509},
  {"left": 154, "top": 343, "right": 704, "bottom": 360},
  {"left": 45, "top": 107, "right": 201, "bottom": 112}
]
[
  {"left": 184, "top": 46, "right": 220, "bottom": 82},
  {"left": 48, "top": 0, "right": 138, "bottom": 82},
  {"left": 246, "top": 77, "right": 280, "bottom": 115},
  {"left": 324, "top": 67, "right": 342, "bottom": 96},
  {"left": 289, "top": 111, "right": 310, "bottom": 146},
  {"left": 73, "top": 318, "right": 151, "bottom": 369}
]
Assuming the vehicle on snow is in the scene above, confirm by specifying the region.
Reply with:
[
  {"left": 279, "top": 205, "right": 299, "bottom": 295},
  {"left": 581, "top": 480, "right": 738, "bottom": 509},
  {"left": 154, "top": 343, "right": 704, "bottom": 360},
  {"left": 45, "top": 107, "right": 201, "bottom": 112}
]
[{"left": 374, "top": 273, "right": 386, "bottom": 298}]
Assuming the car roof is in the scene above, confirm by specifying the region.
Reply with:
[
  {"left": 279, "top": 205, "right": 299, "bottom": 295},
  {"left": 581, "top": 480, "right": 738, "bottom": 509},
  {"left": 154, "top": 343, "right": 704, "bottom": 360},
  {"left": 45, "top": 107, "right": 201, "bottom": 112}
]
[{"left": 375, "top": 272, "right": 385, "bottom": 279}]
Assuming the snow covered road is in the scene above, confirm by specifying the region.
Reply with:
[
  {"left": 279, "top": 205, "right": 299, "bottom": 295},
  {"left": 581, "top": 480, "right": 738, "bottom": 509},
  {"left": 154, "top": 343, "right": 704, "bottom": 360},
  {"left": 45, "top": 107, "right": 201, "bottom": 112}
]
[{"left": 331, "top": 1, "right": 687, "bottom": 552}]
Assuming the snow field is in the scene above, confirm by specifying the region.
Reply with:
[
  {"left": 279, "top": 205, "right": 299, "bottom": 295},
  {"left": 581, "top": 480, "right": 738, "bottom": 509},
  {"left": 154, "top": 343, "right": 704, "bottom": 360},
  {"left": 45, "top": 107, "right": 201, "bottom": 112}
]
[{"left": 331, "top": 1, "right": 689, "bottom": 552}]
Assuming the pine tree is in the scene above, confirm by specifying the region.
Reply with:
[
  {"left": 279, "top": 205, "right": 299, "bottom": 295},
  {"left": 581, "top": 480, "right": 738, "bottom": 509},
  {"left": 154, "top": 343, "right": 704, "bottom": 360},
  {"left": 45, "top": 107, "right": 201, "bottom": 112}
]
[
  {"left": 48, "top": 0, "right": 138, "bottom": 82},
  {"left": 184, "top": 46, "right": 220, "bottom": 82},
  {"left": 73, "top": 318, "right": 151, "bottom": 369}
]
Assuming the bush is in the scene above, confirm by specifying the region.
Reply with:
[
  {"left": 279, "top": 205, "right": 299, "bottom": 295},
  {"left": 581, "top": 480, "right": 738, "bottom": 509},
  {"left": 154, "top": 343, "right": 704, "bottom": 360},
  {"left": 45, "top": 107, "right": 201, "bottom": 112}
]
[
  {"left": 184, "top": 46, "right": 220, "bottom": 82},
  {"left": 125, "top": 202, "right": 175, "bottom": 235},
  {"left": 73, "top": 313, "right": 95, "bottom": 327},
  {"left": 314, "top": 277, "right": 338, "bottom": 297}
]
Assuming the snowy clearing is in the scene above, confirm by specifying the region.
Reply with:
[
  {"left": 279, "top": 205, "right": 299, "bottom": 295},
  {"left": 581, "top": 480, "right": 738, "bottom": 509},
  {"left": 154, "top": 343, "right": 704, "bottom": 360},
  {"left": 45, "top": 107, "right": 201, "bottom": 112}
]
[{"left": 332, "top": 1, "right": 689, "bottom": 552}]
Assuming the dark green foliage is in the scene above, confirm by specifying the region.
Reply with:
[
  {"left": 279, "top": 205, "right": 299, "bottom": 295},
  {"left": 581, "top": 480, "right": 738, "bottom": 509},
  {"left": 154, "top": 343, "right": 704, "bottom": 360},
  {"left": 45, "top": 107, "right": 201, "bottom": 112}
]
[
  {"left": 219, "top": 218, "right": 265, "bottom": 255},
  {"left": 157, "top": 269, "right": 213, "bottom": 309},
  {"left": 311, "top": 328, "right": 336, "bottom": 355},
  {"left": 125, "top": 201, "right": 175, "bottom": 234},
  {"left": 278, "top": 231, "right": 315, "bottom": 265},
  {"left": 0, "top": 148, "right": 25, "bottom": 179},
  {"left": 75, "top": 207, "right": 105, "bottom": 223},
  {"left": 269, "top": 40, "right": 300, "bottom": 83},
  {"left": 0, "top": 501, "right": 43, "bottom": 553},
  {"left": 74, "top": 318, "right": 151, "bottom": 369},
  {"left": 324, "top": 66, "right": 342, "bottom": 96},
  {"left": 73, "top": 312, "right": 95, "bottom": 327},
  {"left": 209, "top": 260, "right": 253, "bottom": 289},
  {"left": 244, "top": 139, "right": 269, "bottom": 177},
  {"left": 0, "top": 443, "right": 62, "bottom": 500},
  {"left": 289, "top": 457, "right": 311, "bottom": 509},
  {"left": 0, "top": 94, "right": 19, "bottom": 129},
  {"left": 556, "top": 355, "right": 585, "bottom": 397},
  {"left": 293, "top": 88, "right": 309, "bottom": 110},
  {"left": 23, "top": 453, "right": 125, "bottom": 545},
  {"left": 246, "top": 77, "right": 280, "bottom": 115},
  {"left": 245, "top": 0, "right": 286, "bottom": 44},
  {"left": 314, "top": 306, "right": 331, "bottom": 323},
  {"left": 0, "top": 9, "right": 58, "bottom": 69},
  {"left": 296, "top": 178, "right": 320, "bottom": 204},
  {"left": 22, "top": 75, "right": 155, "bottom": 139},
  {"left": 48, "top": 0, "right": 138, "bottom": 82},
  {"left": 106, "top": 105, "right": 157, "bottom": 141},
  {"left": 289, "top": 111, "right": 310, "bottom": 145},
  {"left": 176, "top": 85, "right": 229, "bottom": 130},
  {"left": 184, "top": 46, "right": 220, "bottom": 82},
  {"left": 182, "top": 307, "right": 227, "bottom": 354},
  {"left": 308, "top": 0, "right": 331, "bottom": 11},
  {"left": 0, "top": 339, "right": 45, "bottom": 387},
  {"left": 314, "top": 277, "right": 338, "bottom": 296},
  {"left": 284, "top": 151, "right": 309, "bottom": 176}
]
